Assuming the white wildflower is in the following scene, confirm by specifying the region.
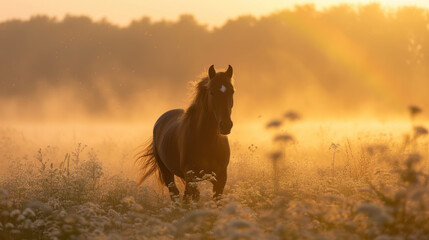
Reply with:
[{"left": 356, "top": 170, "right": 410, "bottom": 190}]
[
  {"left": 5, "top": 222, "right": 14, "bottom": 229},
  {"left": 10, "top": 209, "right": 20, "bottom": 218},
  {"left": 17, "top": 214, "right": 26, "bottom": 222},
  {"left": 22, "top": 208, "right": 36, "bottom": 218},
  {"left": 355, "top": 203, "right": 393, "bottom": 225}
]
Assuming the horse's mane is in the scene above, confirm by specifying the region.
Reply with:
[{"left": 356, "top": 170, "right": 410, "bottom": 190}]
[{"left": 184, "top": 77, "right": 210, "bottom": 121}]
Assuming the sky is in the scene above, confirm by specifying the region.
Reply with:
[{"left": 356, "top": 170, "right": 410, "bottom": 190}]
[{"left": 1, "top": 0, "right": 429, "bottom": 27}]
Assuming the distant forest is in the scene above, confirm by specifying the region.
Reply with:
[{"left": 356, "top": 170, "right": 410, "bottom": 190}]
[{"left": 1, "top": 4, "right": 428, "bottom": 119}]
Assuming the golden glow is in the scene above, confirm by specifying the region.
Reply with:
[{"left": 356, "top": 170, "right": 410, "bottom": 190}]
[
  {"left": 0, "top": 0, "right": 428, "bottom": 27},
  {"left": 1, "top": 2, "right": 429, "bottom": 238},
  {"left": 282, "top": 10, "right": 400, "bottom": 106}
]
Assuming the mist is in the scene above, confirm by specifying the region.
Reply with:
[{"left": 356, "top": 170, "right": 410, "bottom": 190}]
[{"left": 1, "top": 3, "right": 428, "bottom": 124}]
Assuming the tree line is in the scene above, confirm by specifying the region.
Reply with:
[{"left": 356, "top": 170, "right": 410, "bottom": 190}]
[{"left": 0, "top": 3, "right": 428, "bottom": 118}]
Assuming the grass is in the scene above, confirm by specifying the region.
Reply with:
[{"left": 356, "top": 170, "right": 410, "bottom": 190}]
[{"left": 0, "top": 116, "right": 428, "bottom": 239}]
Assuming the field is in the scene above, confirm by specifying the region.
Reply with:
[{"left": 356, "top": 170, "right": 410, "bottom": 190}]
[{"left": 1, "top": 110, "right": 428, "bottom": 240}]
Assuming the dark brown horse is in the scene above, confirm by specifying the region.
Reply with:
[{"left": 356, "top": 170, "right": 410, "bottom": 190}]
[{"left": 136, "top": 65, "right": 234, "bottom": 201}]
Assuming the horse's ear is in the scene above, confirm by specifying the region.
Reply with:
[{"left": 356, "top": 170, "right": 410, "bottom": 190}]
[
  {"left": 226, "top": 65, "right": 233, "bottom": 79},
  {"left": 208, "top": 65, "right": 216, "bottom": 79}
]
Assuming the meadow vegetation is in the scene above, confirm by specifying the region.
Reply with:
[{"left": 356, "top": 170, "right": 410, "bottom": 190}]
[{"left": 0, "top": 109, "right": 428, "bottom": 239}]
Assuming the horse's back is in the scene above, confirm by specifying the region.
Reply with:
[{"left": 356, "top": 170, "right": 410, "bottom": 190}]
[
  {"left": 153, "top": 109, "right": 184, "bottom": 175},
  {"left": 154, "top": 109, "right": 184, "bottom": 142},
  {"left": 154, "top": 109, "right": 183, "bottom": 129}
]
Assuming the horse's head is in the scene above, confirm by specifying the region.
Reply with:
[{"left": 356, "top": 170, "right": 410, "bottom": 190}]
[{"left": 207, "top": 65, "right": 234, "bottom": 135}]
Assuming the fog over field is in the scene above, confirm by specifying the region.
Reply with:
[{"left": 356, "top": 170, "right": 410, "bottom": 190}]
[{"left": 1, "top": 3, "right": 429, "bottom": 123}]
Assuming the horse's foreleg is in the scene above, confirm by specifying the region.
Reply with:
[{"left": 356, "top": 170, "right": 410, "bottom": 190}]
[
  {"left": 160, "top": 169, "right": 180, "bottom": 201},
  {"left": 184, "top": 170, "right": 200, "bottom": 202},
  {"left": 167, "top": 182, "right": 180, "bottom": 201},
  {"left": 184, "top": 181, "right": 200, "bottom": 202},
  {"left": 212, "top": 171, "right": 227, "bottom": 200}
]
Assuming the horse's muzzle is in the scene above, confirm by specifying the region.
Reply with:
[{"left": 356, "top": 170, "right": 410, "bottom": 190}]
[{"left": 219, "top": 120, "right": 233, "bottom": 135}]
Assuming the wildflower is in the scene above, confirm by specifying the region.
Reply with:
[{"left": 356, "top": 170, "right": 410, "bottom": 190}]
[
  {"left": 366, "top": 144, "right": 388, "bottom": 155},
  {"left": 408, "top": 105, "right": 422, "bottom": 118},
  {"left": 329, "top": 143, "right": 340, "bottom": 151},
  {"left": 355, "top": 203, "right": 393, "bottom": 225},
  {"left": 273, "top": 134, "right": 294, "bottom": 143},
  {"left": 0, "top": 189, "right": 9, "bottom": 199},
  {"left": 108, "top": 209, "right": 121, "bottom": 219},
  {"left": 405, "top": 153, "right": 421, "bottom": 168},
  {"left": 59, "top": 210, "right": 67, "bottom": 218},
  {"left": 283, "top": 111, "right": 301, "bottom": 121},
  {"left": 266, "top": 119, "right": 282, "bottom": 129},
  {"left": 175, "top": 209, "right": 216, "bottom": 232},
  {"left": 414, "top": 125, "right": 428, "bottom": 138},
  {"left": 5, "top": 222, "right": 14, "bottom": 229},
  {"left": 32, "top": 219, "right": 45, "bottom": 229},
  {"left": 248, "top": 144, "right": 258, "bottom": 153},
  {"left": 22, "top": 208, "right": 36, "bottom": 218},
  {"left": 329, "top": 143, "right": 340, "bottom": 176},
  {"left": 23, "top": 219, "right": 32, "bottom": 229},
  {"left": 202, "top": 173, "right": 217, "bottom": 182},
  {"left": 16, "top": 214, "right": 26, "bottom": 222},
  {"left": 26, "top": 201, "right": 53, "bottom": 214},
  {"left": 47, "top": 226, "right": 61, "bottom": 237},
  {"left": 10, "top": 209, "right": 20, "bottom": 218},
  {"left": 223, "top": 203, "right": 239, "bottom": 214},
  {"left": 63, "top": 215, "right": 77, "bottom": 224},
  {"left": 269, "top": 151, "right": 282, "bottom": 162}
]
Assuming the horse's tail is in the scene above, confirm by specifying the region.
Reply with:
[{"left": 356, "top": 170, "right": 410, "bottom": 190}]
[{"left": 135, "top": 139, "right": 165, "bottom": 185}]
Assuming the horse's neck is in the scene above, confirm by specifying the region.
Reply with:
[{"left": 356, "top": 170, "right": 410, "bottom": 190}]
[{"left": 192, "top": 102, "right": 219, "bottom": 138}]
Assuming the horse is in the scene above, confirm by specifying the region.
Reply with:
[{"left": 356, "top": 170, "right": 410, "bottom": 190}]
[{"left": 136, "top": 65, "right": 234, "bottom": 201}]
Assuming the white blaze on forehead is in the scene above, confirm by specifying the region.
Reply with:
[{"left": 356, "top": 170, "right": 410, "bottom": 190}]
[{"left": 220, "top": 85, "right": 227, "bottom": 93}]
